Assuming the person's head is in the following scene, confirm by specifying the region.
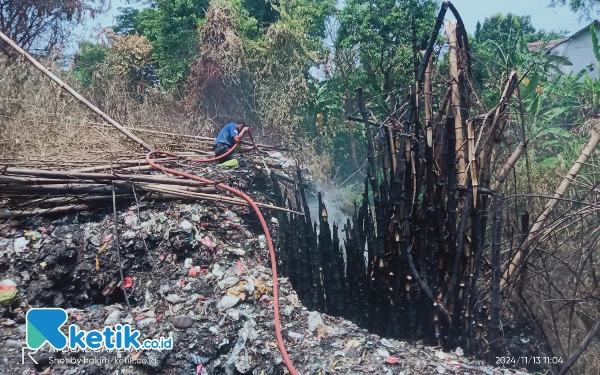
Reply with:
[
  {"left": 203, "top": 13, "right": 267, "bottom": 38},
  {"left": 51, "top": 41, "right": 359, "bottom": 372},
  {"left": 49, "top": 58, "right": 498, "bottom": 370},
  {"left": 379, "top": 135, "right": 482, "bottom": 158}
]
[{"left": 235, "top": 120, "right": 246, "bottom": 131}]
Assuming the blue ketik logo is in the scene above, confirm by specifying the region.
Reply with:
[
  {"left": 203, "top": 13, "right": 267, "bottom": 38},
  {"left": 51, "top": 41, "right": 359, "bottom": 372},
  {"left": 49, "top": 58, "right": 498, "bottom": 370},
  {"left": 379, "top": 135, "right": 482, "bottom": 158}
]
[{"left": 26, "top": 308, "right": 69, "bottom": 350}]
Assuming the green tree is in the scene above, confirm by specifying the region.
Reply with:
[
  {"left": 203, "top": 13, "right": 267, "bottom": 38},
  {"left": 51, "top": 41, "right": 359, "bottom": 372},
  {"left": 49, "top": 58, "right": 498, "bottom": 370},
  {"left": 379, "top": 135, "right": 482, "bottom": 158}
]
[
  {"left": 113, "top": 1, "right": 209, "bottom": 91},
  {"left": 336, "top": 0, "right": 438, "bottom": 95},
  {"left": 73, "top": 41, "right": 108, "bottom": 86}
]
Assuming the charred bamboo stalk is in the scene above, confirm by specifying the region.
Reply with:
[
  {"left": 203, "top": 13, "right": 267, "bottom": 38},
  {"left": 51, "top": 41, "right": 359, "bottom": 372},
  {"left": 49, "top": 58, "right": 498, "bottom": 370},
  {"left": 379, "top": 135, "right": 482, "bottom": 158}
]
[
  {"left": 444, "top": 117, "right": 458, "bottom": 301},
  {"left": 417, "top": 1, "right": 449, "bottom": 83},
  {"left": 489, "top": 193, "right": 503, "bottom": 362}
]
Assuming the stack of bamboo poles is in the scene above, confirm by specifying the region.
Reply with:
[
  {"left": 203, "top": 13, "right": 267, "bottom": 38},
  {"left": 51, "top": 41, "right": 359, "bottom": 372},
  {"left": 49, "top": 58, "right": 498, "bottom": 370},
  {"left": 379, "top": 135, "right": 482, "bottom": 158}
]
[{"left": 0, "top": 152, "right": 300, "bottom": 219}]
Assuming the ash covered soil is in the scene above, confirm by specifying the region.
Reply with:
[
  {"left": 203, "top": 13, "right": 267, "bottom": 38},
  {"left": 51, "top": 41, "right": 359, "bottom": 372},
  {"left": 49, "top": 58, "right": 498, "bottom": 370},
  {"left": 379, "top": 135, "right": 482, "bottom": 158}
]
[{"left": 0, "top": 162, "right": 532, "bottom": 375}]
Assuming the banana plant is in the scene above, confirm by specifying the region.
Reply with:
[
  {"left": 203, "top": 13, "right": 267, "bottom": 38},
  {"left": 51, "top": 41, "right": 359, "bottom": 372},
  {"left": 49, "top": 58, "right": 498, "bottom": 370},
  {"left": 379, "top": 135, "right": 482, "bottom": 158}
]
[
  {"left": 582, "top": 24, "right": 600, "bottom": 118},
  {"left": 515, "top": 35, "right": 583, "bottom": 162}
]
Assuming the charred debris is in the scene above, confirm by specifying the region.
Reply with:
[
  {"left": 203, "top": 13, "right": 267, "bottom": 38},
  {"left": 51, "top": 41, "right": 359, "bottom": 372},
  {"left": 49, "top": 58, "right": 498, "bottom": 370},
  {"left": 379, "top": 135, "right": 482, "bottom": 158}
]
[{"left": 271, "top": 2, "right": 532, "bottom": 363}]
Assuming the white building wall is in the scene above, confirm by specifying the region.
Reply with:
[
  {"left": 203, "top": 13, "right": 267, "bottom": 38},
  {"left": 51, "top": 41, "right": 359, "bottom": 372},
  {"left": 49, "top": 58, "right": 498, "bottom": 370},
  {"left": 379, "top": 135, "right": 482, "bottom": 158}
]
[{"left": 550, "top": 24, "right": 600, "bottom": 80}]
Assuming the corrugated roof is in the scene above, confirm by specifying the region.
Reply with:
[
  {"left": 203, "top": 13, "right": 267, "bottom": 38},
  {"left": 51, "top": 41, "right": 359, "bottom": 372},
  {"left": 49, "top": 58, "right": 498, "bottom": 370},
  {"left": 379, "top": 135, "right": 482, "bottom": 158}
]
[
  {"left": 527, "top": 38, "right": 569, "bottom": 52},
  {"left": 527, "top": 20, "right": 599, "bottom": 53}
]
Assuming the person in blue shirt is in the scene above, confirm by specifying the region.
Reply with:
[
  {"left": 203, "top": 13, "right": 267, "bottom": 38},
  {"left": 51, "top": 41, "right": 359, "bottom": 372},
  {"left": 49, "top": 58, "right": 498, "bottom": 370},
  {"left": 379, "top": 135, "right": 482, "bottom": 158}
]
[{"left": 213, "top": 119, "right": 255, "bottom": 161}]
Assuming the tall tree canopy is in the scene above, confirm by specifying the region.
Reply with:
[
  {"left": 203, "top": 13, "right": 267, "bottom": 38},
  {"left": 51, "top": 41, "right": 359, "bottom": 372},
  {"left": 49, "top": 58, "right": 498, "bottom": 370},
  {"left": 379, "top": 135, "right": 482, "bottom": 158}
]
[
  {"left": 0, "top": 0, "right": 107, "bottom": 56},
  {"left": 336, "top": 0, "right": 438, "bottom": 93}
]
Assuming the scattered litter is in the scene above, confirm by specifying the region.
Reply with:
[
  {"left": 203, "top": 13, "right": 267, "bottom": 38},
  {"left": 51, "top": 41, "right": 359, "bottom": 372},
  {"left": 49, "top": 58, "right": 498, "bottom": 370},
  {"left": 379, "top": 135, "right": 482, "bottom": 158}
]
[
  {"left": 344, "top": 339, "right": 361, "bottom": 350},
  {"left": 435, "top": 350, "right": 448, "bottom": 360},
  {"left": 180, "top": 220, "right": 193, "bottom": 232},
  {"left": 165, "top": 294, "right": 183, "bottom": 304}
]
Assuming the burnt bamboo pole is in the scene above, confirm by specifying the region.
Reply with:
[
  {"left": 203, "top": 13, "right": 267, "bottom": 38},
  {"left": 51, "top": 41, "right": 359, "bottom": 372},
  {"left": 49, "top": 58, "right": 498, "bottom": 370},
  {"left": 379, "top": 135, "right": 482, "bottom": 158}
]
[{"left": 489, "top": 193, "right": 503, "bottom": 362}]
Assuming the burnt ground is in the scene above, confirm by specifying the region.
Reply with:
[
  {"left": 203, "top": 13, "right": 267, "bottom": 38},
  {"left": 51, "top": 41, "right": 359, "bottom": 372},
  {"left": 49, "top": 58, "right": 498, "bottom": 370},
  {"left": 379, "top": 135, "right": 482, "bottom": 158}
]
[{"left": 0, "top": 161, "right": 535, "bottom": 375}]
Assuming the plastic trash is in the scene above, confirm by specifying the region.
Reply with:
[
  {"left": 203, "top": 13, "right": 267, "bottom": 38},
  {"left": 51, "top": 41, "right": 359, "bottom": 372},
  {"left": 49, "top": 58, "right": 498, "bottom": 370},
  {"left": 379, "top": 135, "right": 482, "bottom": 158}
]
[
  {"left": 217, "top": 294, "right": 241, "bottom": 311},
  {"left": 218, "top": 277, "right": 240, "bottom": 290},
  {"left": 435, "top": 351, "right": 448, "bottom": 360},
  {"left": 384, "top": 357, "right": 399, "bottom": 364},
  {"left": 288, "top": 331, "right": 304, "bottom": 340},
  {"left": 283, "top": 305, "right": 294, "bottom": 316},
  {"left": 243, "top": 277, "right": 255, "bottom": 293},
  {"left": 165, "top": 294, "right": 183, "bottom": 304},
  {"left": 180, "top": 220, "right": 193, "bottom": 232},
  {"left": 308, "top": 311, "right": 324, "bottom": 332},
  {"left": 13, "top": 237, "right": 29, "bottom": 253},
  {"left": 212, "top": 264, "right": 225, "bottom": 279},
  {"left": 201, "top": 236, "right": 214, "bottom": 251},
  {"left": 0, "top": 279, "right": 17, "bottom": 305},
  {"left": 220, "top": 159, "right": 239, "bottom": 168},
  {"left": 344, "top": 339, "right": 361, "bottom": 350},
  {"left": 380, "top": 338, "right": 395, "bottom": 348},
  {"left": 121, "top": 277, "right": 134, "bottom": 289},
  {"left": 258, "top": 235, "right": 267, "bottom": 249},
  {"left": 224, "top": 320, "right": 256, "bottom": 375}
]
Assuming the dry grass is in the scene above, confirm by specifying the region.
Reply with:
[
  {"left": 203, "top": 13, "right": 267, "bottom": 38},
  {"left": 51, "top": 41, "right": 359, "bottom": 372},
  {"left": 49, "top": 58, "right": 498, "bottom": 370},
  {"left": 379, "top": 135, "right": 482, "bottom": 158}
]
[
  {"left": 493, "top": 120, "right": 600, "bottom": 375},
  {"left": 0, "top": 55, "right": 219, "bottom": 162}
]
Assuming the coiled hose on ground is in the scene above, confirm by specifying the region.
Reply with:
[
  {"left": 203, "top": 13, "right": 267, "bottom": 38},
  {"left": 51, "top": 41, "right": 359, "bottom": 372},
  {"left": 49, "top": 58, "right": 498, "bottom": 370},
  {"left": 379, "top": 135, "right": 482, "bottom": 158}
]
[{"left": 145, "top": 133, "right": 300, "bottom": 375}]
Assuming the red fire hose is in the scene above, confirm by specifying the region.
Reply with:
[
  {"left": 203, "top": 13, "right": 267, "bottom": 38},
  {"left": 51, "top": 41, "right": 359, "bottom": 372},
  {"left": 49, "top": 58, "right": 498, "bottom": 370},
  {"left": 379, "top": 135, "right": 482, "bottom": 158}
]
[{"left": 145, "top": 132, "right": 299, "bottom": 375}]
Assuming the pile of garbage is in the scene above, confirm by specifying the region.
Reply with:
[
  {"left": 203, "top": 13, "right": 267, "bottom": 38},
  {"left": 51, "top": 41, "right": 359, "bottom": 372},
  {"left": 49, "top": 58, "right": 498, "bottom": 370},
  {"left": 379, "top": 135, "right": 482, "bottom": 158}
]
[{"left": 0, "top": 160, "right": 531, "bottom": 375}]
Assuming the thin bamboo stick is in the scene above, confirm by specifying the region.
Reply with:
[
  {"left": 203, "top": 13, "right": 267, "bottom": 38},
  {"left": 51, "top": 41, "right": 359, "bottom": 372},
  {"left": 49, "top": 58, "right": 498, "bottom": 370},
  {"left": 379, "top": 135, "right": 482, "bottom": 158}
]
[{"left": 492, "top": 140, "right": 529, "bottom": 191}]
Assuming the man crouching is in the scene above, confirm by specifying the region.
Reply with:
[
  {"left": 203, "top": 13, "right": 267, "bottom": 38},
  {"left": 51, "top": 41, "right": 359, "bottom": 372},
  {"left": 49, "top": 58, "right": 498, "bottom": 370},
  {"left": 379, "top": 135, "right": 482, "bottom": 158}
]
[{"left": 213, "top": 119, "right": 255, "bottom": 161}]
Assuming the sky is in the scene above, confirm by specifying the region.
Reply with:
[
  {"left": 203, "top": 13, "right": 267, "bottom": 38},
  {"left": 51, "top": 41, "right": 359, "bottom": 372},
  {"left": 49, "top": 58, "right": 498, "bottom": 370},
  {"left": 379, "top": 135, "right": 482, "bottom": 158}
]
[
  {"left": 446, "top": 0, "right": 589, "bottom": 36},
  {"left": 72, "top": 0, "right": 592, "bottom": 46}
]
